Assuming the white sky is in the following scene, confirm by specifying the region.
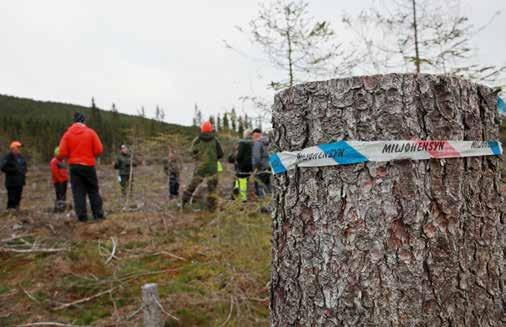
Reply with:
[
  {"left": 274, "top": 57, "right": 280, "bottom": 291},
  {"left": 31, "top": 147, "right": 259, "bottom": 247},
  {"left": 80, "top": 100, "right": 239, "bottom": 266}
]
[{"left": 1, "top": 0, "right": 504, "bottom": 125}]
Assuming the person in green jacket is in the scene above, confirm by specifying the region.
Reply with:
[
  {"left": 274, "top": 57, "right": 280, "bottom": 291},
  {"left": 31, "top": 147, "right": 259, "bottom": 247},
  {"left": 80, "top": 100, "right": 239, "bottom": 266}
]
[
  {"left": 114, "top": 144, "right": 138, "bottom": 195},
  {"left": 182, "top": 121, "right": 224, "bottom": 211}
]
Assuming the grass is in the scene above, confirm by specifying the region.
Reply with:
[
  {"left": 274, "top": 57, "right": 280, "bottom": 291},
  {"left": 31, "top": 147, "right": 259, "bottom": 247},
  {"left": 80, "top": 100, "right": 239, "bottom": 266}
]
[
  {"left": 0, "top": 164, "right": 272, "bottom": 326},
  {"left": 0, "top": 285, "right": 8, "bottom": 295}
]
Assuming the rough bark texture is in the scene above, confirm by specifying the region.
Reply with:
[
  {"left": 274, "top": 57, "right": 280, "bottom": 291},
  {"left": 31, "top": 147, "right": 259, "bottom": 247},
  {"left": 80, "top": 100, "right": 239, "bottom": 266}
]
[{"left": 270, "top": 74, "right": 505, "bottom": 326}]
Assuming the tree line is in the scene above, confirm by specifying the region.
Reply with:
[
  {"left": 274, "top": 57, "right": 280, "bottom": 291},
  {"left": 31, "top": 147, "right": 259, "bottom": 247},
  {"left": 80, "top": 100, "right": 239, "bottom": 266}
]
[
  {"left": 192, "top": 104, "right": 264, "bottom": 136},
  {"left": 0, "top": 94, "right": 196, "bottom": 162}
]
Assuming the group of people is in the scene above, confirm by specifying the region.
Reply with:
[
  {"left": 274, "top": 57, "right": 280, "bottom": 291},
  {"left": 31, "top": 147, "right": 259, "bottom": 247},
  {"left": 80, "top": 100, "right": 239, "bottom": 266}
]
[
  {"left": 179, "top": 121, "right": 271, "bottom": 211},
  {"left": 1, "top": 112, "right": 105, "bottom": 222},
  {"left": 1, "top": 113, "right": 271, "bottom": 222}
]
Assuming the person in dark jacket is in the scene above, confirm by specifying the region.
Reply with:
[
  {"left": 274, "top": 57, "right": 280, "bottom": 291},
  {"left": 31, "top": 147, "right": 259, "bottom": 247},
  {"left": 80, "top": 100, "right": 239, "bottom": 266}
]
[
  {"left": 1, "top": 141, "right": 27, "bottom": 210},
  {"left": 114, "top": 144, "right": 137, "bottom": 196},
  {"left": 233, "top": 129, "right": 253, "bottom": 202},
  {"left": 227, "top": 143, "right": 240, "bottom": 200},
  {"left": 50, "top": 146, "right": 68, "bottom": 212},
  {"left": 58, "top": 112, "right": 104, "bottom": 222},
  {"left": 251, "top": 129, "right": 272, "bottom": 197},
  {"left": 163, "top": 148, "right": 181, "bottom": 199},
  {"left": 182, "top": 121, "right": 224, "bottom": 211}
]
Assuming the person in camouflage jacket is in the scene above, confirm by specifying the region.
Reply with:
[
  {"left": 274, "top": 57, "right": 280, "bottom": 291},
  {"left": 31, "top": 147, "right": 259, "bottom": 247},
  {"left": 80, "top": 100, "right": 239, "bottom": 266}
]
[
  {"left": 114, "top": 145, "right": 138, "bottom": 195},
  {"left": 182, "top": 121, "right": 224, "bottom": 211}
]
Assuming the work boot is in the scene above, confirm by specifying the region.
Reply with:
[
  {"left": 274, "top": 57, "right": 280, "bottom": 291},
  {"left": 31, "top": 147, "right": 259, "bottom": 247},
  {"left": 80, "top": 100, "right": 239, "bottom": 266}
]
[
  {"left": 207, "top": 199, "right": 217, "bottom": 212},
  {"left": 54, "top": 201, "right": 66, "bottom": 213},
  {"left": 6, "top": 208, "right": 17, "bottom": 217},
  {"left": 206, "top": 190, "right": 219, "bottom": 212}
]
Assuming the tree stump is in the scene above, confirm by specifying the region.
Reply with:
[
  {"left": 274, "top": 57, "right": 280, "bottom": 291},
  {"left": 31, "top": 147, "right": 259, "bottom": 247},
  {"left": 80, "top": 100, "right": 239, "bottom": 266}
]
[
  {"left": 142, "top": 283, "right": 163, "bottom": 327},
  {"left": 270, "top": 74, "right": 504, "bottom": 326}
]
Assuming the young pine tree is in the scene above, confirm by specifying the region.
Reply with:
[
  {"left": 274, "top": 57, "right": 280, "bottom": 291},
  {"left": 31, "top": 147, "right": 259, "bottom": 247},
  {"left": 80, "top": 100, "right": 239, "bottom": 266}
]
[{"left": 222, "top": 113, "right": 230, "bottom": 130}]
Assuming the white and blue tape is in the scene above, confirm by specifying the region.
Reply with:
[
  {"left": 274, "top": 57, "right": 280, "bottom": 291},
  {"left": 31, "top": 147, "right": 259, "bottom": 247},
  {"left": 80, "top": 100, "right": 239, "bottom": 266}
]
[
  {"left": 498, "top": 96, "right": 506, "bottom": 117},
  {"left": 270, "top": 140, "right": 502, "bottom": 174}
]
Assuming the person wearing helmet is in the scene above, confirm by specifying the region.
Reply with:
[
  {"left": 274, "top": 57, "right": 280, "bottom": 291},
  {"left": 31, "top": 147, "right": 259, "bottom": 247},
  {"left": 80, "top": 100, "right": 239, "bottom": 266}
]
[
  {"left": 114, "top": 144, "right": 138, "bottom": 196},
  {"left": 182, "top": 121, "right": 224, "bottom": 211},
  {"left": 50, "top": 146, "right": 68, "bottom": 212},
  {"left": 58, "top": 112, "right": 105, "bottom": 222},
  {"left": 1, "top": 141, "right": 27, "bottom": 210}
]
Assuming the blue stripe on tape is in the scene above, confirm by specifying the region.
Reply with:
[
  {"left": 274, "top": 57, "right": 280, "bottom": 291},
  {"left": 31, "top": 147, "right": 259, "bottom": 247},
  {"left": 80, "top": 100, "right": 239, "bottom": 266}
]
[
  {"left": 318, "top": 141, "right": 368, "bottom": 165},
  {"left": 488, "top": 141, "right": 502, "bottom": 156},
  {"left": 498, "top": 97, "right": 506, "bottom": 117},
  {"left": 269, "top": 153, "right": 287, "bottom": 174}
]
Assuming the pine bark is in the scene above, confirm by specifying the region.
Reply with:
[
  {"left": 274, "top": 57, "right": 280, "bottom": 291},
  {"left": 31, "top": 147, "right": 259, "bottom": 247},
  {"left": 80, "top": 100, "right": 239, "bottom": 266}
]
[{"left": 270, "top": 74, "right": 505, "bottom": 326}]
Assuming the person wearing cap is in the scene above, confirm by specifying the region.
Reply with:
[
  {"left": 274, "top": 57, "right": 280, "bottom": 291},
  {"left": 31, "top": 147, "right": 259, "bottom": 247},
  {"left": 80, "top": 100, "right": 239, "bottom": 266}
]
[
  {"left": 182, "top": 120, "right": 224, "bottom": 211},
  {"left": 114, "top": 144, "right": 138, "bottom": 196},
  {"left": 0, "top": 141, "right": 27, "bottom": 210},
  {"left": 50, "top": 146, "right": 68, "bottom": 212},
  {"left": 58, "top": 112, "right": 105, "bottom": 222}
]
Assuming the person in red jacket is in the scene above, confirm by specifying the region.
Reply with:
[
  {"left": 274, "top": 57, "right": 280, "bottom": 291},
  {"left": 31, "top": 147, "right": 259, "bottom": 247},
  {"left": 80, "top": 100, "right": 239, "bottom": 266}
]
[
  {"left": 50, "top": 146, "right": 68, "bottom": 213},
  {"left": 58, "top": 112, "right": 105, "bottom": 222}
]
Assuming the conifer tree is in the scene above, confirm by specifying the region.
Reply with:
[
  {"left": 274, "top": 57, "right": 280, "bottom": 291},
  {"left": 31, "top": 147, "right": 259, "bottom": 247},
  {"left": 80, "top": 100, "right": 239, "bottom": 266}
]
[
  {"left": 217, "top": 114, "right": 222, "bottom": 131},
  {"left": 231, "top": 108, "right": 237, "bottom": 132},
  {"left": 237, "top": 116, "right": 244, "bottom": 135},
  {"left": 222, "top": 113, "right": 230, "bottom": 130}
]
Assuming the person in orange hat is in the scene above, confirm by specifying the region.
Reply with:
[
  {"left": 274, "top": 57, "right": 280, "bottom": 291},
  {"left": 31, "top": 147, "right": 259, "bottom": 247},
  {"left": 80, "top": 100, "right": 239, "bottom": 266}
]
[
  {"left": 181, "top": 120, "right": 224, "bottom": 211},
  {"left": 1, "top": 141, "right": 28, "bottom": 210}
]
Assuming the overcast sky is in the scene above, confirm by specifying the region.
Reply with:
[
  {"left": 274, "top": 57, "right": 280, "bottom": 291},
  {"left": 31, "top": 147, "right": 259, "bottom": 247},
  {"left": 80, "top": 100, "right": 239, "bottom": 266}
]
[{"left": 1, "top": 0, "right": 504, "bottom": 126}]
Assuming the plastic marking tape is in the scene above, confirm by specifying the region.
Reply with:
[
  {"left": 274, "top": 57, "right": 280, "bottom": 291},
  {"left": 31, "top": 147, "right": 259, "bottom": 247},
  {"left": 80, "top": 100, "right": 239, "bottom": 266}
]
[
  {"left": 269, "top": 140, "right": 503, "bottom": 174},
  {"left": 498, "top": 96, "right": 506, "bottom": 117}
]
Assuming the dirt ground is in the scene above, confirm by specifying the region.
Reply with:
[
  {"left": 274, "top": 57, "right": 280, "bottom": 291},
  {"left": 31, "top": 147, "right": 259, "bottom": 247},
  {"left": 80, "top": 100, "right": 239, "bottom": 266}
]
[{"left": 0, "top": 162, "right": 271, "bottom": 326}]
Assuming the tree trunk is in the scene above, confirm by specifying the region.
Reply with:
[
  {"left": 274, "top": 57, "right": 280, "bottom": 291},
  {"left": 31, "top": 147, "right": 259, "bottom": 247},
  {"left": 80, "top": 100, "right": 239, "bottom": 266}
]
[
  {"left": 270, "top": 74, "right": 504, "bottom": 326},
  {"left": 411, "top": 0, "right": 421, "bottom": 73}
]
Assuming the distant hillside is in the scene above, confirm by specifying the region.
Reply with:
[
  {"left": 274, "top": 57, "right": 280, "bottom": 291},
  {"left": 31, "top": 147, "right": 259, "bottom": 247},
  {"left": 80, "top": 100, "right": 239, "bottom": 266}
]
[{"left": 0, "top": 94, "right": 198, "bottom": 162}]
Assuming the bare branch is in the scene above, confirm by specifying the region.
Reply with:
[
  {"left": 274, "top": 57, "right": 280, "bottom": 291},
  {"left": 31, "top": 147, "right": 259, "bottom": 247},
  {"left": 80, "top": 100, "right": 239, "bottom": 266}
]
[
  {"left": 126, "top": 305, "right": 144, "bottom": 321},
  {"left": 0, "top": 247, "right": 67, "bottom": 253},
  {"left": 160, "top": 251, "right": 186, "bottom": 261},
  {"left": 220, "top": 296, "right": 234, "bottom": 327},
  {"left": 343, "top": 0, "right": 505, "bottom": 85},
  {"left": 21, "top": 287, "right": 41, "bottom": 304},
  {"left": 152, "top": 294, "right": 179, "bottom": 322},
  {"left": 232, "top": 0, "right": 357, "bottom": 89},
  {"left": 52, "top": 288, "right": 115, "bottom": 311},
  {"left": 105, "top": 237, "right": 117, "bottom": 264},
  {"left": 0, "top": 234, "right": 33, "bottom": 244}
]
